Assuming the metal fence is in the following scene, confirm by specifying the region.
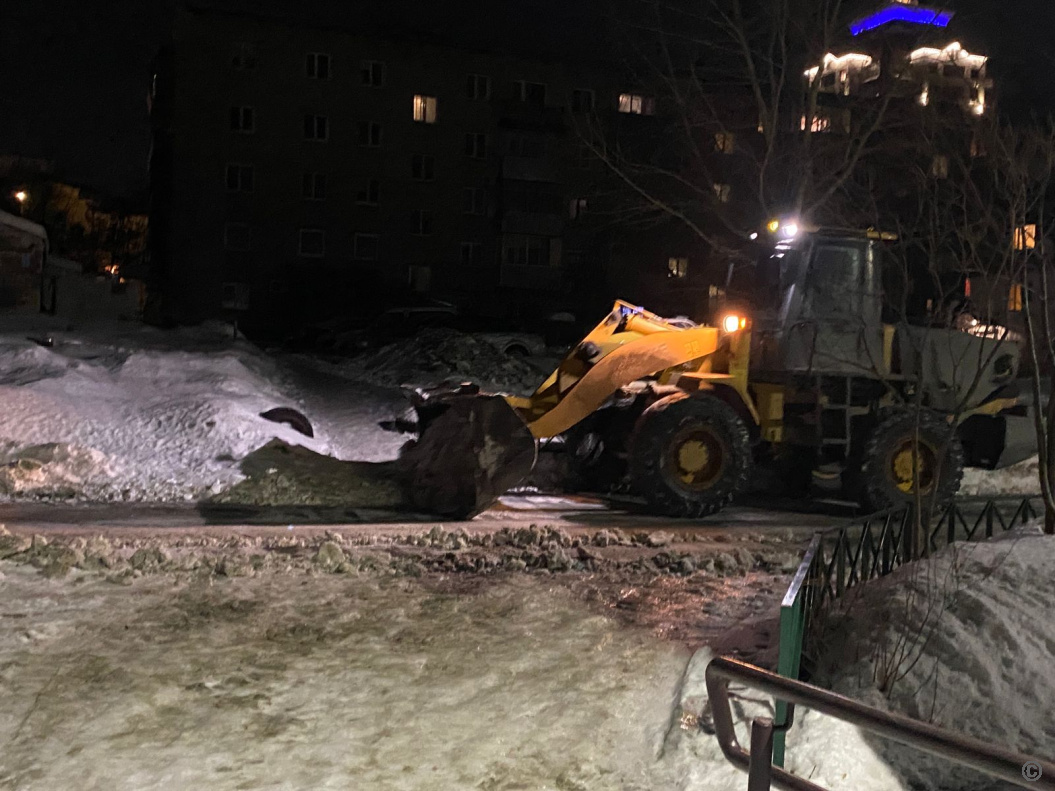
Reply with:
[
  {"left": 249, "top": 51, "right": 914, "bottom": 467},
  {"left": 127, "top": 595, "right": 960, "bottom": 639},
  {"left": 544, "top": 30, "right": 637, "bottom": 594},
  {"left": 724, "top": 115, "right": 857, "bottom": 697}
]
[
  {"left": 773, "top": 494, "right": 1042, "bottom": 766},
  {"left": 709, "top": 655, "right": 1055, "bottom": 791}
]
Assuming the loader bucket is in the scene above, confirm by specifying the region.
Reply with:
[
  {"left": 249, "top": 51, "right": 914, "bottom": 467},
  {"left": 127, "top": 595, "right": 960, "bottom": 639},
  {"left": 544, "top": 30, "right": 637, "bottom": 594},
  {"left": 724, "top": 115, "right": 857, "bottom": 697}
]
[{"left": 395, "top": 393, "right": 537, "bottom": 519}]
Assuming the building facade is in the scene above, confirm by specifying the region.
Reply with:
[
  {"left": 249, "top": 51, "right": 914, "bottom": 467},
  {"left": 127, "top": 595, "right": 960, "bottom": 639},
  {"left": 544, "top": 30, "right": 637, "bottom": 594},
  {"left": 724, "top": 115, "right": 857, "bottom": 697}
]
[{"left": 151, "top": 3, "right": 714, "bottom": 334}]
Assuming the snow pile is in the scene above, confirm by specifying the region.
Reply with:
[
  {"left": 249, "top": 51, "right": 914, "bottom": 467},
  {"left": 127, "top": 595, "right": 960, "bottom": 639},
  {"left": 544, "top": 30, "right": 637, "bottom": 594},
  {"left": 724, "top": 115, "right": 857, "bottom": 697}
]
[
  {"left": 961, "top": 456, "right": 1040, "bottom": 496},
  {"left": 349, "top": 328, "right": 548, "bottom": 394},
  {"left": 818, "top": 525, "right": 1055, "bottom": 789},
  {"left": 0, "top": 321, "right": 404, "bottom": 502}
]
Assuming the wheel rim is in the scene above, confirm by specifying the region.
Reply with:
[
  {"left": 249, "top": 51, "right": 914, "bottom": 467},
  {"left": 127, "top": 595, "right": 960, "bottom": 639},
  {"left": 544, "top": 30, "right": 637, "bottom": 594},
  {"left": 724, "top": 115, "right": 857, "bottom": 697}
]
[
  {"left": 666, "top": 424, "right": 728, "bottom": 491},
  {"left": 889, "top": 437, "right": 938, "bottom": 495}
]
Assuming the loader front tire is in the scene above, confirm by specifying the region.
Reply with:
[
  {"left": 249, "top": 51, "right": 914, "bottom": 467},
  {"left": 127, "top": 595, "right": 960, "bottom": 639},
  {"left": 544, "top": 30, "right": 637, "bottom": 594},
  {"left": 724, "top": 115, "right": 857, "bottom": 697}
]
[
  {"left": 629, "top": 393, "right": 752, "bottom": 518},
  {"left": 856, "top": 409, "right": 964, "bottom": 513}
]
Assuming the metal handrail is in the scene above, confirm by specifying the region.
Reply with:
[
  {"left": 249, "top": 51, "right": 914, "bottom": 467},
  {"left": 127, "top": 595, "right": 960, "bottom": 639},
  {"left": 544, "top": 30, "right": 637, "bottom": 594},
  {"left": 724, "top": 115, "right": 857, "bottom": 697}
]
[{"left": 707, "top": 655, "right": 1055, "bottom": 791}]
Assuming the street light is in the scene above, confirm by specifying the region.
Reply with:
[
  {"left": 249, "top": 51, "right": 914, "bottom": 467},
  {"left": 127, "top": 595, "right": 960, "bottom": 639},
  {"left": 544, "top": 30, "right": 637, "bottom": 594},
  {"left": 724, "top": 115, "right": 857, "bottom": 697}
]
[{"left": 14, "top": 190, "right": 27, "bottom": 204}]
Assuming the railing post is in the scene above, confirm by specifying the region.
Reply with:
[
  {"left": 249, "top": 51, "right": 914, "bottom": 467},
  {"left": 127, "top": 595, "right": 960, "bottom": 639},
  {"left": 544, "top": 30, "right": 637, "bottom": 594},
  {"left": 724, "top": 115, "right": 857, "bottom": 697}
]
[{"left": 748, "top": 717, "right": 775, "bottom": 791}]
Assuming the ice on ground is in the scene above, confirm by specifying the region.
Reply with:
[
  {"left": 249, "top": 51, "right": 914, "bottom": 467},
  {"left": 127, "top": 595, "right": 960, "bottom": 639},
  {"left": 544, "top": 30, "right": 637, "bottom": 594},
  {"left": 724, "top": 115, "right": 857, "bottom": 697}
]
[
  {"left": 0, "top": 563, "right": 908, "bottom": 791},
  {"left": 818, "top": 524, "right": 1055, "bottom": 790}
]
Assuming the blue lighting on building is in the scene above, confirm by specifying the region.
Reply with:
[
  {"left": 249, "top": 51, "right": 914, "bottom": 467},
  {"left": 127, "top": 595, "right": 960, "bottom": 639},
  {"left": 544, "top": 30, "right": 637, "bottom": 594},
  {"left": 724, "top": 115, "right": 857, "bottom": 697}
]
[{"left": 850, "top": 4, "right": 954, "bottom": 36}]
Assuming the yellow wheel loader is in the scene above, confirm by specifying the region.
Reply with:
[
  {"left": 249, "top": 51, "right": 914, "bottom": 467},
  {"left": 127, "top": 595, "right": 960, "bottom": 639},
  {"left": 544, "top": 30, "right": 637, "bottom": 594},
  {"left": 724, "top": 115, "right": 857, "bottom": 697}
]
[{"left": 393, "top": 225, "right": 1038, "bottom": 519}]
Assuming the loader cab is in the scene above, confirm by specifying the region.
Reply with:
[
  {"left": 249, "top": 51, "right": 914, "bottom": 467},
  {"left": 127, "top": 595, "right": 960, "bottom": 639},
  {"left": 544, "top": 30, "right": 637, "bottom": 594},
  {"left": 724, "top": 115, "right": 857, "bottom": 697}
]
[{"left": 729, "top": 225, "right": 885, "bottom": 378}]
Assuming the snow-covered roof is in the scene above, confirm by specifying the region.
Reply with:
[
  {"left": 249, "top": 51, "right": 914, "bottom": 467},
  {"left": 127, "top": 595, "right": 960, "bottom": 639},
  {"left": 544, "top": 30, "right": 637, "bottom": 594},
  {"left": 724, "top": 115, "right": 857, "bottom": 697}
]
[{"left": 0, "top": 209, "right": 49, "bottom": 252}]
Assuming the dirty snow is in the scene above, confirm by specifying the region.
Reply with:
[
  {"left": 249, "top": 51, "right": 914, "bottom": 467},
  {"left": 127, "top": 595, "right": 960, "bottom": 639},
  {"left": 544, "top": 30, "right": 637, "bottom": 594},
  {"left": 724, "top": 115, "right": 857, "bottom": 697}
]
[
  {"left": 0, "top": 550, "right": 907, "bottom": 791},
  {"left": 338, "top": 327, "right": 555, "bottom": 395}
]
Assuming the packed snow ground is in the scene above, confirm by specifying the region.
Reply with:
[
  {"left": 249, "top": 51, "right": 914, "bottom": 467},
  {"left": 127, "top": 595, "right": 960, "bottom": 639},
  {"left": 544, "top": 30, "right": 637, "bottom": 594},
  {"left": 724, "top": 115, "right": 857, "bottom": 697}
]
[
  {"left": 1, "top": 523, "right": 1047, "bottom": 790},
  {"left": 0, "top": 557, "right": 904, "bottom": 791},
  {"left": 0, "top": 316, "right": 1039, "bottom": 505}
]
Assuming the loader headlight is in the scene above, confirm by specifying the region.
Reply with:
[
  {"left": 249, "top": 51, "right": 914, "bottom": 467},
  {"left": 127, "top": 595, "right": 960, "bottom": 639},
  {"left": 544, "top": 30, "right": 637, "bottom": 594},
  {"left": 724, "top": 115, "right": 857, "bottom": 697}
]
[{"left": 722, "top": 314, "right": 747, "bottom": 333}]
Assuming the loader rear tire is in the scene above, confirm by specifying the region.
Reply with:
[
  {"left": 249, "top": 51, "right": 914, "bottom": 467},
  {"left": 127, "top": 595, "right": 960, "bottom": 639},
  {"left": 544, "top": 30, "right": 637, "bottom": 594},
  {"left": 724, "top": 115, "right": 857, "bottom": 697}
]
[
  {"left": 629, "top": 393, "right": 751, "bottom": 518},
  {"left": 856, "top": 409, "right": 964, "bottom": 513}
]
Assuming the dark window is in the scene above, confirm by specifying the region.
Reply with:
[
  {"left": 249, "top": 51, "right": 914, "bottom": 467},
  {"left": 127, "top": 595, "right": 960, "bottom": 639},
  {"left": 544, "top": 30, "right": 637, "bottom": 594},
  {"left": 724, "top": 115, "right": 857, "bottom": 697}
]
[
  {"left": 463, "top": 187, "right": 486, "bottom": 215},
  {"left": 304, "top": 115, "right": 328, "bottom": 141},
  {"left": 503, "top": 234, "right": 552, "bottom": 267},
  {"left": 410, "top": 210, "right": 432, "bottom": 236},
  {"left": 571, "top": 89, "right": 594, "bottom": 112},
  {"left": 568, "top": 197, "right": 587, "bottom": 219},
  {"left": 306, "top": 53, "right": 330, "bottom": 79},
  {"left": 303, "top": 172, "right": 326, "bottom": 200},
  {"left": 466, "top": 74, "right": 491, "bottom": 100},
  {"left": 465, "top": 133, "right": 487, "bottom": 159},
  {"left": 411, "top": 154, "right": 435, "bottom": 181},
  {"left": 358, "top": 121, "right": 382, "bottom": 147},
  {"left": 354, "top": 233, "right": 379, "bottom": 260},
  {"left": 808, "top": 244, "right": 863, "bottom": 316},
  {"left": 461, "top": 242, "right": 482, "bottom": 266},
  {"left": 221, "top": 282, "right": 251, "bottom": 310},
  {"left": 230, "top": 106, "right": 255, "bottom": 132},
  {"left": 361, "top": 60, "right": 385, "bottom": 86},
  {"left": 298, "top": 228, "right": 326, "bottom": 257},
  {"left": 356, "top": 179, "right": 380, "bottom": 205},
  {"left": 515, "top": 80, "right": 546, "bottom": 105},
  {"left": 226, "top": 164, "right": 254, "bottom": 192}
]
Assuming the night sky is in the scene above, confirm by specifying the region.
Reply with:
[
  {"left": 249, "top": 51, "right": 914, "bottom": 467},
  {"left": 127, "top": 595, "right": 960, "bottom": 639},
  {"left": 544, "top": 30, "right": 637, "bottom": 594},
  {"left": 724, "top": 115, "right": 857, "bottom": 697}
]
[{"left": 1, "top": 0, "right": 1051, "bottom": 200}]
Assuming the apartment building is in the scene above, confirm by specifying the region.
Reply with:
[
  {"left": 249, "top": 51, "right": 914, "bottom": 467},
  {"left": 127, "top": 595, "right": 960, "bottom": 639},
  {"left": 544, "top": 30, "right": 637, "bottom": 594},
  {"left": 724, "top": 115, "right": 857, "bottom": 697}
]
[{"left": 150, "top": 2, "right": 711, "bottom": 332}]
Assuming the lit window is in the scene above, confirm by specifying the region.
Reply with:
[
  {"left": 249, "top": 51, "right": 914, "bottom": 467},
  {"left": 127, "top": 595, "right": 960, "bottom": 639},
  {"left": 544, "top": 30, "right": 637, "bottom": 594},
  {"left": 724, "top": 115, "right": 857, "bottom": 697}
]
[
  {"left": 930, "top": 155, "right": 949, "bottom": 179},
  {"left": 801, "top": 114, "right": 831, "bottom": 133},
  {"left": 299, "top": 228, "right": 325, "bottom": 257},
  {"left": 354, "top": 233, "right": 379, "bottom": 260},
  {"left": 410, "top": 210, "right": 432, "bottom": 236},
  {"left": 413, "top": 95, "right": 438, "bottom": 124},
  {"left": 713, "top": 183, "right": 731, "bottom": 203},
  {"left": 305, "top": 53, "right": 330, "bottom": 79},
  {"left": 465, "top": 133, "right": 487, "bottom": 159},
  {"left": 1009, "top": 283, "right": 1024, "bottom": 312},
  {"left": 225, "top": 164, "right": 254, "bottom": 192},
  {"left": 411, "top": 154, "right": 435, "bottom": 181},
  {"left": 466, "top": 74, "right": 491, "bottom": 100},
  {"left": 1014, "top": 224, "right": 1037, "bottom": 250},
  {"left": 361, "top": 60, "right": 385, "bottom": 87},
  {"left": 304, "top": 114, "right": 328, "bottom": 141},
  {"left": 463, "top": 187, "right": 487, "bottom": 215},
  {"left": 302, "top": 172, "right": 326, "bottom": 200},
  {"left": 514, "top": 81, "right": 546, "bottom": 105},
  {"left": 229, "top": 106, "right": 255, "bottom": 133},
  {"left": 408, "top": 265, "right": 432, "bottom": 293},
  {"left": 569, "top": 197, "right": 588, "bottom": 219},
  {"left": 356, "top": 179, "right": 380, "bottom": 205},
  {"left": 668, "top": 257, "right": 688, "bottom": 278},
  {"left": 571, "top": 89, "right": 595, "bottom": 112},
  {"left": 618, "top": 93, "right": 655, "bottom": 115},
  {"left": 460, "top": 242, "right": 482, "bottom": 266},
  {"left": 224, "top": 223, "right": 252, "bottom": 251},
  {"left": 714, "top": 132, "right": 735, "bottom": 154},
  {"left": 358, "top": 121, "right": 382, "bottom": 147}
]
